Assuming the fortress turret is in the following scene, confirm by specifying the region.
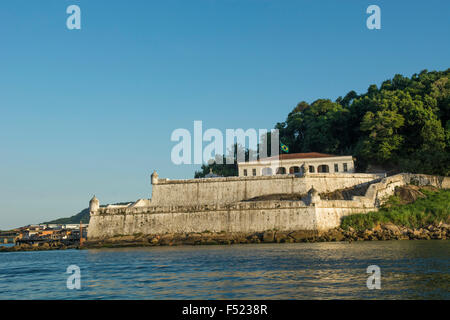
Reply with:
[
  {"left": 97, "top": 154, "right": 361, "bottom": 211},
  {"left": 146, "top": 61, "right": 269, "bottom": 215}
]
[
  {"left": 89, "top": 195, "right": 99, "bottom": 214},
  {"left": 307, "top": 186, "right": 320, "bottom": 205},
  {"left": 151, "top": 170, "right": 159, "bottom": 185}
]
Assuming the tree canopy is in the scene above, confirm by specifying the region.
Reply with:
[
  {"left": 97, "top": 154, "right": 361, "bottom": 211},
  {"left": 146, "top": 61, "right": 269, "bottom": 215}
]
[{"left": 196, "top": 69, "right": 450, "bottom": 177}]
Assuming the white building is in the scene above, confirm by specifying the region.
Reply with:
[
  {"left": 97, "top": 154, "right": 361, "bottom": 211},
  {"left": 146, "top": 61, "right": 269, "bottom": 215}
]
[{"left": 237, "top": 152, "right": 355, "bottom": 177}]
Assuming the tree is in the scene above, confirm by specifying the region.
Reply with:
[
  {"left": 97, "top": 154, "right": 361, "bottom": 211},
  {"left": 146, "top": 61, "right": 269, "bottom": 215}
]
[
  {"left": 273, "top": 68, "right": 450, "bottom": 175},
  {"left": 193, "top": 69, "right": 450, "bottom": 177}
]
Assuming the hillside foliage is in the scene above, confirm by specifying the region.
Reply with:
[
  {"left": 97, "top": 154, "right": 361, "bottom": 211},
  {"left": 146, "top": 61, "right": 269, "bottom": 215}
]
[
  {"left": 197, "top": 69, "right": 450, "bottom": 177},
  {"left": 341, "top": 188, "right": 450, "bottom": 231}
]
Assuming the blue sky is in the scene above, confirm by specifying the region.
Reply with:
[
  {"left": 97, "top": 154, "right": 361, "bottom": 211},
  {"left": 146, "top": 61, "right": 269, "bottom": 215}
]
[{"left": 0, "top": 0, "right": 449, "bottom": 229}]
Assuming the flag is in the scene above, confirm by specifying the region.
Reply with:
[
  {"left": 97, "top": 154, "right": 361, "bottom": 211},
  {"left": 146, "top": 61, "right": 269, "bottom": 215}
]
[{"left": 281, "top": 143, "right": 289, "bottom": 153}]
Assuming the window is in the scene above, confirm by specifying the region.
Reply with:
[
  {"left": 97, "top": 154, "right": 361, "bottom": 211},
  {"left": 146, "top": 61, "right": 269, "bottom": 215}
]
[
  {"left": 309, "top": 166, "right": 315, "bottom": 173},
  {"left": 334, "top": 164, "right": 339, "bottom": 172},
  {"left": 243, "top": 169, "right": 247, "bottom": 176},
  {"left": 289, "top": 166, "right": 300, "bottom": 174},
  {"left": 343, "top": 163, "right": 348, "bottom": 172},
  {"left": 276, "top": 167, "right": 286, "bottom": 174},
  {"left": 252, "top": 169, "right": 256, "bottom": 176},
  {"left": 317, "top": 165, "right": 329, "bottom": 173}
]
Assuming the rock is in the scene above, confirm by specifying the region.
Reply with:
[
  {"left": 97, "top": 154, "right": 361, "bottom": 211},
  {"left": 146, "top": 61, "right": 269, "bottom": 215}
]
[
  {"left": 288, "top": 231, "right": 316, "bottom": 241},
  {"left": 231, "top": 234, "right": 247, "bottom": 244},
  {"left": 400, "top": 227, "right": 409, "bottom": 235},
  {"left": 431, "top": 231, "right": 442, "bottom": 239},
  {"left": 263, "top": 231, "right": 275, "bottom": 243},
  {"left": 275, "top": 232, "right": 288, "bottom": 243},
  {"left": 159, "top": 238, "right": 172, "bottom": 245},
  {"left": 383, "top": 223, "right": 401, "bottom": 235},
  {"left": 440, "top": 223, "right": 450, "bottom": 230},
  {"left": 202, "top": 239, "right": 218, "bottom": 245},
  {"left": 409, "top": 229, "right": 422, "bottom": 239},
  {"left": 372, "top": 224, "right": 382, "bottom": 232},
  {"left": 394, "top": 185, "right": 426, "bottom": 204},
  {"left": 328, "top": 230, "right": 345, "bottom": 241}
]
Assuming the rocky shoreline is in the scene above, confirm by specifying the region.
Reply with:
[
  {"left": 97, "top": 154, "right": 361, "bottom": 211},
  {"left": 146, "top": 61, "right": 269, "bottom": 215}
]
[
  {"left": 83, "top": 221, "right": 449, "bottom": 249},
  {"left": 1, "top": 222, "right": 448, "bottom": 252},
  {"left": 0, "top": 242, "right": 80, "bottom": 252}
]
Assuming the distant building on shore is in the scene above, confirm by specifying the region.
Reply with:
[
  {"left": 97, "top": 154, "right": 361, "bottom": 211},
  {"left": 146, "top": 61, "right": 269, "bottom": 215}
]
[{"left": 12, "top": 223, "right": 88, "bottom": 245}]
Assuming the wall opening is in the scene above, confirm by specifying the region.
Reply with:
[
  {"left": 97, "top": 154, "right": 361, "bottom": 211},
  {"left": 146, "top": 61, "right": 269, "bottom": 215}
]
[
  {"left": 317, "top": 165, "right": 329, "bottom": 173},
  {"left": 289, "top": 166, "right": 300, "bottom": 174},
  {"left": 276, "top": 167, "right": 286, "bottom": 174}
]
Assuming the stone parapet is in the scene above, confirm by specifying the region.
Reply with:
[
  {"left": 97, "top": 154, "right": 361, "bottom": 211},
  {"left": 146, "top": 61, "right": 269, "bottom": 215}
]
[
  {"left": 88, "top": 173, "right": 448, "bottom": 240},
  {"left": 150, "top": 173, "right": 383, "bottom": 206}
]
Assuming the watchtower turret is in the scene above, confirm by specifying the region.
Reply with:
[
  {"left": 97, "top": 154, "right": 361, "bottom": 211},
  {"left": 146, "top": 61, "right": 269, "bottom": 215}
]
[
  {"left": 151, "top": 170, "right": 159, "bottom": 185},
  {"left": 89, "top": 195, "right": 99, "bottom": 214},
  {"left": 307, "top": 186, "right": 320, "bottom": 205}
]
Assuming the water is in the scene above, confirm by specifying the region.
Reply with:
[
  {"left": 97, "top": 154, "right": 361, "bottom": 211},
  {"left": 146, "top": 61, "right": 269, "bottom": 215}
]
[{"left": 0, "top": 241, "right": 448, "bottom": 299}]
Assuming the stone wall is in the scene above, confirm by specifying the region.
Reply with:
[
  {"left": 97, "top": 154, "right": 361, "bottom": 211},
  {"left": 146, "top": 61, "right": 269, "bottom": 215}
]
[
  {"left": 87, "top": 173, "right": 449, "bottom": 240},
  {"left": 364, "top": 173, "right": 450, "bottom": 206},
  {"left": 150, "top": 173, "right": 383, "bottom": 206},
  {"left": 88, "top": 200, "right": 378, "bottom": 239}
]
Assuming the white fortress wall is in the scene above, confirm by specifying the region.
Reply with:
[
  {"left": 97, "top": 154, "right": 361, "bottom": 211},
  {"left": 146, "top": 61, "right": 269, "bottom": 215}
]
[
  {"left": 88, "top": 199, "right": 380, "bottom": 239},
  {"left": 364, "top": 173, "right": 450, "bottom": 206},
  {"left": 87, "top": 173, "right": 449, "bottom": 239},
  {"left": 314, "top": 200, "right": 376, "bottom": 231},
  {"left": 88, "top": 202, "right": 317, "bottom": 239},
  {"left": 150, "top": 173, "right": 383, "bottom": 206}
]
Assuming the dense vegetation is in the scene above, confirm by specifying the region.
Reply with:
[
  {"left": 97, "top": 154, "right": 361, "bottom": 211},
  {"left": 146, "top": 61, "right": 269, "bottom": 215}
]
[
  {"left": 195, "top": 145, "right": 248, "bottom": 178},
  {"left": 341, "top": 188, "right": 450, "bottom": 231},
  {"left": 196, "top": 69, "right": 450, "bottom": 177}
]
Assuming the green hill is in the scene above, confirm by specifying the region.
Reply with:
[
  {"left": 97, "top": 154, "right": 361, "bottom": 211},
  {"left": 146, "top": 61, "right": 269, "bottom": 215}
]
[
  {"left": 43, "top": 202, "right": 133, "bottom": 225},
  {"left": 43, "top": 208, "right": 90, "bottom": 224}
]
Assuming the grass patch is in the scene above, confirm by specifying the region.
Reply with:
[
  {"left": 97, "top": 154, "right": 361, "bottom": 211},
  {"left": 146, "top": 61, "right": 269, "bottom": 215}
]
[{"left": 341, "top": 189, "right": 450, "bottom": 231}]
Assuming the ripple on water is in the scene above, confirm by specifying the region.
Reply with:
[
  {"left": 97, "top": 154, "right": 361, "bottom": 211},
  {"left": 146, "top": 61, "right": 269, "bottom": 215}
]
[{"left": 0, "top": 241, "right": 448, "bottom": 299}]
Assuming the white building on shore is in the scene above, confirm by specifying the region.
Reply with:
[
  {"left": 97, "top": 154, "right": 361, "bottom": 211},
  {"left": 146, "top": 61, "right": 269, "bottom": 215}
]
[{"left": 237, "top": 152, "right": 355, "bottom": 177}]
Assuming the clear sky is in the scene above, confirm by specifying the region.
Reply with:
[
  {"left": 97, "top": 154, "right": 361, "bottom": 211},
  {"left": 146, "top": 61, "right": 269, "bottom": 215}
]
[{"left": 0, "top": 0, "right": 449, "bottom": 229}]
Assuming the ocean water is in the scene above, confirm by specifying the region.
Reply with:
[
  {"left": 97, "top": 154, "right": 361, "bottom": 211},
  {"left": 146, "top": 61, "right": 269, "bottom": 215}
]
[{"left": 0, "top": 241, "right": 448, "bottom": 300}]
